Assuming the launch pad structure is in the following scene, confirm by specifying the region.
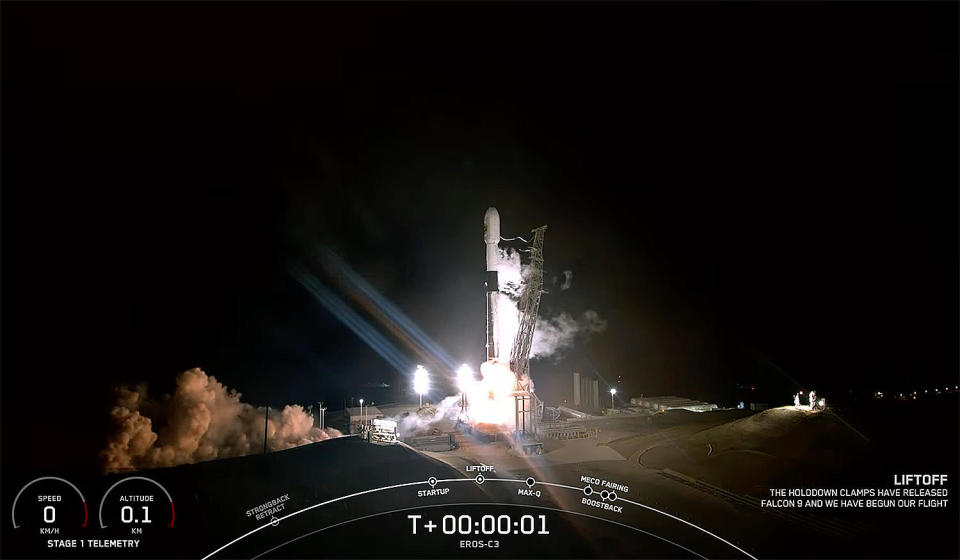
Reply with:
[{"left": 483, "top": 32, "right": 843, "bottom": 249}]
[
  {"left": 509, "top": 225, "right": 547, "bottom": 454},
  {"left": 476, "top": 208, "right": 547, "bottom": 454},
  {"left": 509, "top": 226, "right": 546, "bottom": 382}
]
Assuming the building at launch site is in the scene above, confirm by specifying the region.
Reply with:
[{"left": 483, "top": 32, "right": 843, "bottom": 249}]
[{"left": 573, "top": 372, "right": 601, "bottom": 410}]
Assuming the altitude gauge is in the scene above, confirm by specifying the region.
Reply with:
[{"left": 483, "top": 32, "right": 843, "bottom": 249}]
[{"left": 98, "top": 477, "right": 174, "bottom": 537}]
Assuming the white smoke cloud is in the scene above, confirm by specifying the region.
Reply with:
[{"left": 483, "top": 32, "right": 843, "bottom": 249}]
[
  {"left": 100, "top": 368, "right": 341, "bottom": 472},
  {"left": 531, "top": 310, "right": 608, "bottom": 359},
  {"left": 393, "top": 394, "right": 463, "bottom": 437},
  {"left": 560, "top": 270, "right": 573, "bottom": 290},
  {"left": 494, "top": 248, "right": 606, "bottom": 361},
  {"left": 531, "top": 313, "right": 579, "bottom": 359},
  {"left": 582, "top": 309, "right": 608, "bottom": 332},
  {"left": 494, "top": 248, "right": 523, "bottom": 361}
]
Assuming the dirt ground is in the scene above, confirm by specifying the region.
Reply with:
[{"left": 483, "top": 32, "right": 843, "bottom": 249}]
[{"left": 421, "top": 405, "right": 955, "bottom": 559}]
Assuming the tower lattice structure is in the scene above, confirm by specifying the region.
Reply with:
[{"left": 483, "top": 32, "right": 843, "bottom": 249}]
[{"left": 509, "top": 226, "right": 547, "bottom": 426}]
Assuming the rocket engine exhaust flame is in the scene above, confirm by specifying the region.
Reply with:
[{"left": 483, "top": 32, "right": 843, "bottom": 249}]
[
  {"left": 394, "top": 359, "right": 522, "bottom": 433},
  {"left": 469, "top": 360, "right": 519, "bottom": 426},
  {"left": 100, "top": 368, "right": 341, "bottom": 472}
]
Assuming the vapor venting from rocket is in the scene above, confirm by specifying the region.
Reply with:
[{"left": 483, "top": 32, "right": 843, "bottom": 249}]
[
  {"left": 495, "top": 247, "right": 607, "bottom": 360},
  {"left": 100, "top": 368, "right": 341, "bottom": 472}
]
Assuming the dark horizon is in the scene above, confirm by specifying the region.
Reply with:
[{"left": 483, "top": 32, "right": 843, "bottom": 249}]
[{"left": 2, "top": 1, "right": 957, "bottom": 470}]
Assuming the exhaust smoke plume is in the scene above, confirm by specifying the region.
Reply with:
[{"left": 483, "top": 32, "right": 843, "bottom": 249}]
[
  {"left": 100, "top": 368, "right": 341, "bottom": 472},
  {"left": 495, "top": 248, "right": 606, "bottom": 360}
]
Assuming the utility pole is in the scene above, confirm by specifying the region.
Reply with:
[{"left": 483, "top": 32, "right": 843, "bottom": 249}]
[
  {"left": 359, "top": 398, "right": 364, "bottom": 431},
  {"left": 263, "top": 406, "right": 269, "bottom": 454}
]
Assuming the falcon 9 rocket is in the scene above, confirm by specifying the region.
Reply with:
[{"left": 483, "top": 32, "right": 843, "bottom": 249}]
[{"left": 483, "top": 207, "right": 500, "bottom": 360}]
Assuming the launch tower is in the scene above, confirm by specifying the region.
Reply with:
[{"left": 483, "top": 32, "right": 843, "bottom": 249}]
[{"left": 509, "top": 226, "right": 546, "bottom": 450}]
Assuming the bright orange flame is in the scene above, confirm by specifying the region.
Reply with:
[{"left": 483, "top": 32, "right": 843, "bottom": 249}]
[{"left": 466, "top": 360, "right": 517, "bottom": 426}]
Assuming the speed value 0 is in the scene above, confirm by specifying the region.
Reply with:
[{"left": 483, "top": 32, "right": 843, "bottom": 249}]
[{"left": 408, "top": 514, "right": 549, "bottom": 536}]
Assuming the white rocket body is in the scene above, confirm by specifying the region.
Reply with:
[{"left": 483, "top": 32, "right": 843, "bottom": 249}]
[{"left": 483, "top": 208, "right": 501, "bottom": 360}]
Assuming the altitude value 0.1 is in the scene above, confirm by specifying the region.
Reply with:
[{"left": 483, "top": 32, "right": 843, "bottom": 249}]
[{"left": 409, "top": 514, "right": 549, "bottom": 535}]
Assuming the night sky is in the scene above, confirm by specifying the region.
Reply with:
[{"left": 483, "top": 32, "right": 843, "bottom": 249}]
[{"left": 2, "top": 2, "right": 957, "bottom": 470}]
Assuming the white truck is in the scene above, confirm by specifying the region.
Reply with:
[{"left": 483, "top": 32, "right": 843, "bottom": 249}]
[{"left": 365, "top": 418, "right": 399, "bottom": 445}]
